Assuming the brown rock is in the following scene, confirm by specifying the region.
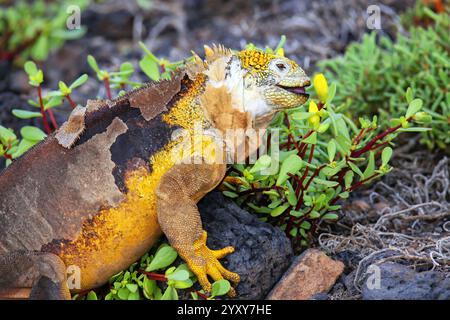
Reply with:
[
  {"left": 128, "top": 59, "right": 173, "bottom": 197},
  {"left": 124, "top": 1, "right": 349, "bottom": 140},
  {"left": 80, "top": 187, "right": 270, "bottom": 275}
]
[{"left": 266, "top": 249, "right": 344, "bottom": 300}]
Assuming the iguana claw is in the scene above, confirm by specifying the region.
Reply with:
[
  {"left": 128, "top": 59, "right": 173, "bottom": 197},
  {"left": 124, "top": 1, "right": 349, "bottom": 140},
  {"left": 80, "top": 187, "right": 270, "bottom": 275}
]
[{"left": 186, "top": 231, "right": 240, "bottom": 297}]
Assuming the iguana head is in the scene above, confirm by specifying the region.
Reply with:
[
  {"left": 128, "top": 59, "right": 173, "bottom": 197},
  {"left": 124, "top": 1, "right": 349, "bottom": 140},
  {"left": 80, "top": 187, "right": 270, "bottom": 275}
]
[
  {"left": 236, "top": 48, "right": 310, "bottom": 112},
  {"left": 196, "top": 45, "right": 310, "bottom": 125}
]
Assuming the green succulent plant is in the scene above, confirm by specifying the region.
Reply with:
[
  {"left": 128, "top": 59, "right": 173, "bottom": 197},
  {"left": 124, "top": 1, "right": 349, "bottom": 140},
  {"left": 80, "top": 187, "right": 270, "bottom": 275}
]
[
  {"left": 318, "top": 8, "right": 449, "bottom": 151},
  {"left": 0, "top": 0, "right": 89, "bottom": 63}
]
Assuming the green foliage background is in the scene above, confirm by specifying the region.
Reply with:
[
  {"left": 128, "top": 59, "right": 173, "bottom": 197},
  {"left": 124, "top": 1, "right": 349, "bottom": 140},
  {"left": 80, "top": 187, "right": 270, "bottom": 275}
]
[{"left": 319, "top": 8, "right": 449, "bottom": 151}]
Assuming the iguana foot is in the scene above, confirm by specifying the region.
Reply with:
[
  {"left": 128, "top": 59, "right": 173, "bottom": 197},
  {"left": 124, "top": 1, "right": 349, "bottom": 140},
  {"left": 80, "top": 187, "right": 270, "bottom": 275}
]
[{"left": 184, "top": 231, "right": 240, "bottom": 297}]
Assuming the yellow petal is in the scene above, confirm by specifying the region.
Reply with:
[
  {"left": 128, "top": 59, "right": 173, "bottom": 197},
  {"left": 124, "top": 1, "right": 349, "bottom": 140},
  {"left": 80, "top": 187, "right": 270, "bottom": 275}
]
[
  {"left": 313, "top": 73, "right": 329, "bottom": 102},
  {"left": 276, "top": 47, "right": 285, "bottom": 57},
  {"left": 308, "top": 100, "right": 319, "bottom": 113},
  {"left": 308, "top": 115, "right": 320, "bottom": 129}
]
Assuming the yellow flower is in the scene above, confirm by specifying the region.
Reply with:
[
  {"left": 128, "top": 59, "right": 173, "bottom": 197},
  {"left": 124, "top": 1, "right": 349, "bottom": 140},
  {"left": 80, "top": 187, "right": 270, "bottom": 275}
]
[
  {"left": 313, "top": 73, "right": 329, "bottom": 103},
  {"left": 276, "top": 47, "right": 285, "bottom": 57},
  {"left": 308, "top": 100, "right": 321, "bottom": 128}
]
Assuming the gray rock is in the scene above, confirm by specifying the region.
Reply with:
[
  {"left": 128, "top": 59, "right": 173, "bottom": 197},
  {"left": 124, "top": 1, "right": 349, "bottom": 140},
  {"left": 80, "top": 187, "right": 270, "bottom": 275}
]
[
  {"left": 198, "top": 192, "right": 294, "bottom": 299},
  {"left": 361, "top": 262, "right": 450, "bottom": 300}
]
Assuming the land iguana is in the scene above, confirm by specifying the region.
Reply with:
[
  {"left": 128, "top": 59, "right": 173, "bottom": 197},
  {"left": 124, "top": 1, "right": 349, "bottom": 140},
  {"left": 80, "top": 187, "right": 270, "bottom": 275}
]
[{"left": 0, "top": 45, "right": 309, "bottom": 299}]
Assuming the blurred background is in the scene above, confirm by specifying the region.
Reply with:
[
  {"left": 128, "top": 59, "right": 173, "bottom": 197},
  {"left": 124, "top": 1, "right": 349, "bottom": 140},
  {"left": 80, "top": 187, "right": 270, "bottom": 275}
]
[{"left": 0, "top": 0, "right": 418, "bottom": 132}]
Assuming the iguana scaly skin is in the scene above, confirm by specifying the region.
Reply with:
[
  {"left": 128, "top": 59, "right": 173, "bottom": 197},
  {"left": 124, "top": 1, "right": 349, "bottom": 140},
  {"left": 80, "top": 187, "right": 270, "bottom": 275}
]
[{"left": 0, "top": 45, "right": 309, "bottom": 299}]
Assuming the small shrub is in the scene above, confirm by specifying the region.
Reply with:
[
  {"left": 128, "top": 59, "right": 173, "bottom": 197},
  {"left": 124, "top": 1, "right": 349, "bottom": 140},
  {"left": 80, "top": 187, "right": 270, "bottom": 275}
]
[
  {"left": 318, "top": 8, "right": 449, "bottom": 151},
  {"left": 0, "top": 0, "right": 89, "bottom": 63},
  {"left": 73, "top": 243, "right": 230, "bottom": 300},
  {"left": 223, "top": 70, "right": 429, "bottom": 251},
  {"left": 0, "top": 61, "right": 88, "bottom": 165}
]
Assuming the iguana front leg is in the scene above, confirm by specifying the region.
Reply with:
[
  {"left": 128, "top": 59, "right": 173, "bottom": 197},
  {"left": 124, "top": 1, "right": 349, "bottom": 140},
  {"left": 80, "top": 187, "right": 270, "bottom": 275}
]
[{"left": 155, "top": 160, "right": 240, "bottom": 296}]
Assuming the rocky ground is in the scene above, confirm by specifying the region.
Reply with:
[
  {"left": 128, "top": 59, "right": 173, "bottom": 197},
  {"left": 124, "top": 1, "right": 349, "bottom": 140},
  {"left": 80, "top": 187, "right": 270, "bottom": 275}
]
[{"left": 0, "top": 0, "right": 448, "bottom": 300}]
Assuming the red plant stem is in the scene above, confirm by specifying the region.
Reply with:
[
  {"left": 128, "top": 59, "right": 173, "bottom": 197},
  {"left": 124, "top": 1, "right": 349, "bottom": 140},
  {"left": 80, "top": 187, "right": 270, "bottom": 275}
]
[
  {"left": 47, "top": 109, "right": 58, "bottom": 130},
  {"left": 295, "top": 144, "right": 315, "bottom": 201},
  {"left": 351, "top": 122, "right": 406, "bottom": 158},
  {"left": 330, "top": 172, "right": 380, "bottom": 205},
  {"left": 0, "top": 31, "right": 41, "bottom": 62},
  {"left": 189, "top": 289, "right": 209, "bottom": 300},
  {"left": 3, "top": 150, "right": 12, "bottom": 160},
  {"left": 352, "top": 128, "right": 365, "bottom": 145},
  {"left": 138, "top": 269, "right": 167, "bottom": 281},
  {"left": 346, "top": 173, "right": 379, "bottom": 192},
  {"left": 66, "top": 94, "right": 77, "bottom": 108},
  {"left": 297, "top": 130, "right": 314, "bottom": 159},
  {"left": 38, "top": 86, "right": 52, "bottom": 134},
  {"left": 104, "top": 77, "right": 112, "bottom": 100},
  {"left": 2, "top": 142, "right": 13, "bottom": 160},
  {"left": 369, "top": 140, "right": 390, "bottom": 152}
]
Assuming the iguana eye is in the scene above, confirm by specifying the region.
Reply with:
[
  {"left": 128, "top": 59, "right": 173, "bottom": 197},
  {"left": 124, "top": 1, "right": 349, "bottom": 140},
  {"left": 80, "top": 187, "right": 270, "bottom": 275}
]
[
  {"left": 276, "top": 63, "right": 286, "bottom": 70},
  {"left": 270, "top": 59, "right": 290, "bottom": 75}
]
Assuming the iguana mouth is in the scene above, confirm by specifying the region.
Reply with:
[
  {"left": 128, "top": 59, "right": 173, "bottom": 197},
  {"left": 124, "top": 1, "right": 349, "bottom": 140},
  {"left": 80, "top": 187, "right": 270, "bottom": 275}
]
[{"left": 277, "top": 84, "right": 309, "bottom": 97}]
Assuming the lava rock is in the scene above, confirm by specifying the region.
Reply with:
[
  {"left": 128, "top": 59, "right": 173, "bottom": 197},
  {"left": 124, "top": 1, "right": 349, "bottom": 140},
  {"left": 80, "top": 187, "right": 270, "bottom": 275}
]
[
  {"left": 361, "top": 262, "right": 450, "bottom": 300},
  {"left": 266, "top": 249, "right": 344, "bottom": 300},
  {"left": 197, "top": 192, "right": 294, "bottom": 299}
]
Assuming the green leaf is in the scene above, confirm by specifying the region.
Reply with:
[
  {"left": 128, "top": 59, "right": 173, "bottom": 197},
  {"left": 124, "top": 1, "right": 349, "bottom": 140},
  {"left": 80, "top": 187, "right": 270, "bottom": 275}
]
[
  {"left": 211, "top": 279, "right": 230, "bottom": 297},
  {"left": 290, "top": 210, "right": 304, "bottom": 218},
  {"left": 126, "top": 283, "right": 138, "bottom": 293},
  {"left": 86, "top": 291, "right": 98, "bottom": 300},
  {"left": 381, "top": 147, "right": 393, "bottom": 167},
  {"left": 326, "top": 83, "right": 337, "bottom": 104},
  {"left": 309, "top": 211, "right": 321, "bottom": 219},
  {"left": 222, "top": 190, "right": 238, "bottom": 198},
  {"left": 20, "top": 126, "right": 46, "bottom": 141},
  {"left": 302, "top": 131, "right": 317, "bottom": 144},
  {"left": 31, "top": 36, "right": 49, "bottom": 61},
  {"left": 348, "top": 161, "right": 364, "bottom": 178},
  {"left": 146, "top": 245, "right": 177, "bottom": 271},
  {"left": 406, "top": 99, "right": 423, "bottom": 118},
  {"left": 0, "top": 126, "right": 17, "bottom": 144},
  {"left": 143, "top": 277, "right": 156, "bottom": 298},
  {"left": 314, "top": 178, "right": 339, "bottom": 187},
  {"left": 363, "top": 151, "right": 375, "bottom": 179},
  {"left": 300, "top": 221, "right": 311, "bottom": 230},
  {"left": 140, "top": 56, "right": 160, "bottom": 81},
  {"left": 327, "top": 140, "right": 336, "bottom": 162},
  {"left": 397, "top": 127, "right": 431, "bottom": 132},
  {"left": 249, "top": 154, "right": 272, "bottom": 173},
  {"left": 161, "top": 285, "right": 178, "bottom": 300},
  {"left": 12, "top": 139, "right": 38, "bottom": 159},
  {"left": 405, "top": 87, "right": 413, "bottom": 103},
  {"left": 117, "top": 288, "right": 130, "bottom": 300},
  {"left": 322, "top": 213, "right": 339, "bottom": 220},
  {"left": 276, "top": 154, "right": 303, "bottom": 185},
  {"left": 127, "top": 290, "right": 140, "bottom": 300},
  {"left": 270, "top": 203, "right": 290, "bottom": 217},
  {"left": 12, "top": 109, "right": 42, "bottom": 119},
  {"left": 291, "top": 112, "right": 312, "bottom": 121},
  {"left": 166, "top": 270, "right": 189, "bottom": 282},
  {"left": 286, "top": 181, "right": 298, "bottom": 206},
  {"left": 44, "top": 96, "right": 63, "bottom": 110},
  {"left": 70, "top": 74, "right": 88, "bottom": 89},
  {"left": 87, "top": 55, "right": 100, "bottom": 73},
  {"left": 24, "top": 61, "right": 38, "bottom": 76}
]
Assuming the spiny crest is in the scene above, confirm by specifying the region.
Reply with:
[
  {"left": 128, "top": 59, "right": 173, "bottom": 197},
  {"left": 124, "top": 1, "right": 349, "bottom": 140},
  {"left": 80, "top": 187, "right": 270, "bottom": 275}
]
[
  {"left": 186, "top": 44, "right": 233, "bottom": 83},
  {"left": 203, "top": 44, "right": 233, "bottom": 63}
]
